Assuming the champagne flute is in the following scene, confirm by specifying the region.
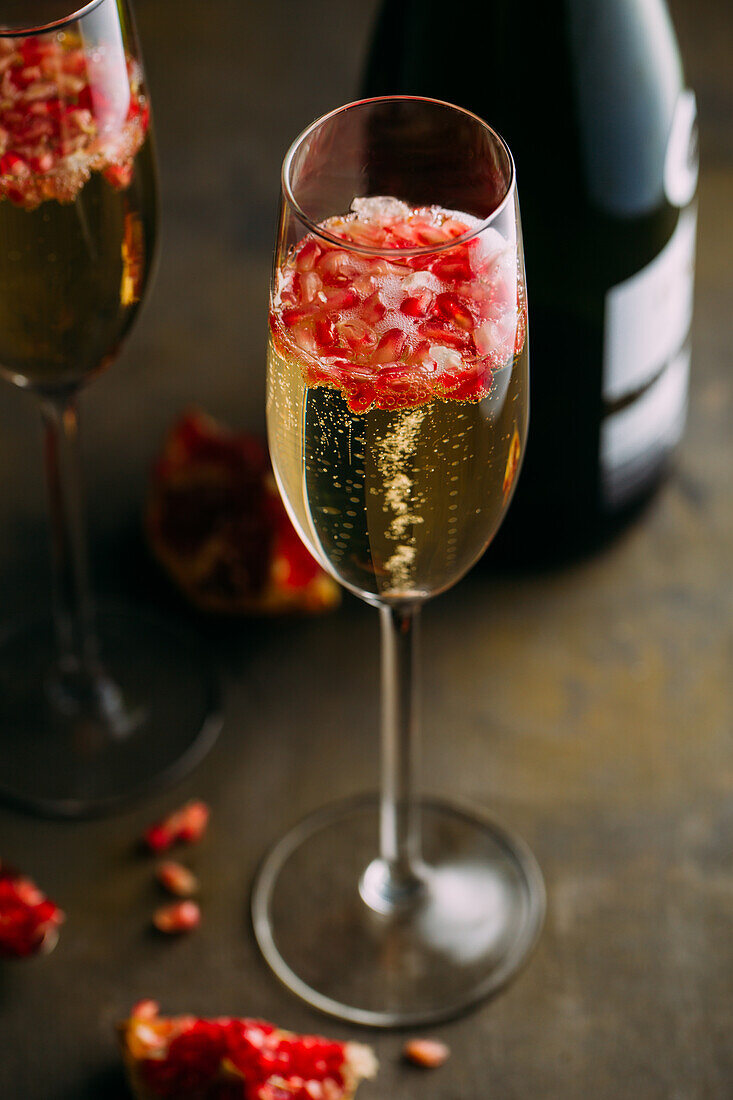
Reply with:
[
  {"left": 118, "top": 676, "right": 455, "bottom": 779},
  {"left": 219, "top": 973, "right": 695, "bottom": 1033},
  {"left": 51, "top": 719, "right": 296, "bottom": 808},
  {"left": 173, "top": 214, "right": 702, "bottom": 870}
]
[
  {"left": 0, "top": 0, "right": 220, "bottom": 817},
  {"left": 254, "top": 97, "right": 544, "bottom": 1025}
]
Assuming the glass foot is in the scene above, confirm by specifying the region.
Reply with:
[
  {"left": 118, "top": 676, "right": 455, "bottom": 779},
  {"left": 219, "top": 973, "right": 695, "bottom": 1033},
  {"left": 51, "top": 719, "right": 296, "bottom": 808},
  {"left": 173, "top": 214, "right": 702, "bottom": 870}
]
[
  {"left": 252, "top": 795, "right": 545, "bottom": 1027},
  {"left": 0, "top": 604, "right": 221, "bottom": 818}
]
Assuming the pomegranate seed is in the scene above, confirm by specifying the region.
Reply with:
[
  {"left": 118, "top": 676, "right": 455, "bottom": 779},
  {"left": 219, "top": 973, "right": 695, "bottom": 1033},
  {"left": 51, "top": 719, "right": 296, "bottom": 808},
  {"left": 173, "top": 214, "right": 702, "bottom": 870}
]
[
  {"left": 419, "top": 321, "right": 470, "bottom": 349},
  {"left": 143, "top": 800, "right": 210, "bottom": 852},
  {"left": 297, "top": 270, "right": 322, "bottom": 304},
  {"left": 317, "top": 249, "right": 355, "bottom": 284},
  {"left": 342, "top": 220, "right": 385, "bottom": 247},
  {"left": 400, "top": 289, "right": 434, "bottom": 317},
  {"left": 175, "top": 801, "right": 210, "bottom": 844},
  {"left": 389, "top": 222, "right": 422, "bottom": 247},
  {"left": 292, "top": 321, "right": 319, "bottom": 356},
  {"left": 323, "top": 286, "right": 359, "bottom": 312},
  {"left": 281, "top": 307, "right": 310, "bottom": 328},
  {"left": 360, "top": 292, "right": 386, "bottom": 325},
  {"left": 403, "top": 1038, "right": 450, "bottom": 1068},
  {"left": 352, "top": 273, "right": 375, "bottom": 297},
  {"left": 315, "top": 317, "right": 337, "bottom": 351},
  {"left": 414, "top": 224, "right": 449, "bottom": 246},
  {"left": 373, "top": 328, "right": 406, "bottom": 364},
  {"left": 153, "top": 900, "right": 201, "bottom": 934},
  {"left": 295, "top": 237, "right": 321, "bottom": 272},
  {"left": 431, "top": 254, "right": 473, "bottom": 282},
  {"left": 435, "top": 292, "right": 473, "bottom": 329},
  {"left": 370, "top": 257, "right": 411, "bottom": 276},
  {"left": 156, "top": 861, "right": 199, "bottom": 897},
  {"left": 335, "top": 318, "right": 376, "bottom": 352}
]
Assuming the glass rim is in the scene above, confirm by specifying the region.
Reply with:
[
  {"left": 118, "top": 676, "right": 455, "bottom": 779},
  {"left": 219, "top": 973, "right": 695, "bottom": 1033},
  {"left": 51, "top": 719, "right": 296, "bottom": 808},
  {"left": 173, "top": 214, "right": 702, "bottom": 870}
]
[
  {"left": 281, "top": 95, "right": 516, "bottom": 259},
  {"left": 0, "top": 0, "right": 105, "bottom": 36}
]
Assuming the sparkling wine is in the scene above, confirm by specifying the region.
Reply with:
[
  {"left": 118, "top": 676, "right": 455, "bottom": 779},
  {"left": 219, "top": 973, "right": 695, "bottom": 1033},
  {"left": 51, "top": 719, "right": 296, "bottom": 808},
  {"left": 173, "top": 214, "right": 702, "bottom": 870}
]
[
  {"left": 267, "top": 198, "right": 528, "bottom": 602},
  {"left": 268, "top": 338, "right": 527, "bottom": 602}
]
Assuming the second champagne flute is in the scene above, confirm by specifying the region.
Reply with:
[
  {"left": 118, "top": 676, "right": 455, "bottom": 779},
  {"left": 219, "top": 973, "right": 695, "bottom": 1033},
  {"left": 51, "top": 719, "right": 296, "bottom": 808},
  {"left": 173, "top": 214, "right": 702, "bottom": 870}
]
[
  {"left": 254, "top": 96, "right": 544, "bottom": 1026},
  {"left": 0, "top": 0, "right": 220, "bottom": 817}
]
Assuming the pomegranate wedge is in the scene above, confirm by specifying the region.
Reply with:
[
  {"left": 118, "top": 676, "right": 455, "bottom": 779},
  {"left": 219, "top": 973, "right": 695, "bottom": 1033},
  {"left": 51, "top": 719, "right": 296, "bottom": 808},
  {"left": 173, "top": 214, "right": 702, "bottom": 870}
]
[{"left": 119, "top": 1001, "right": 378, "bottom": 1099}]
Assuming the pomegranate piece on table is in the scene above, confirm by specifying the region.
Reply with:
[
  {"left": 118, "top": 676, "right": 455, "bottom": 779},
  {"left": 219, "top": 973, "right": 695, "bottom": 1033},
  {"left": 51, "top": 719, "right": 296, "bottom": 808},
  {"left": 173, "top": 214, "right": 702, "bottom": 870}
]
[
  {"left": 146, "top": 409, "right": 340, "bottom": 614},
  {"left": 0, "top": 860, "right": 64, "bottom": 958},
  {"left": 143, "top": 799, "right": 210, "bottom": 853},
  {"left": 403, "top": 1037, "right": 450, "bottom": 1068},
  {"left": 156, "top": 861, "right": 199, "bottom": 897},
  {"left": 152, "top": 900, "right": 201, "bottom": 935},
  {"left": 119, "top": 1000, "right": 378, "bottom": 1099}
]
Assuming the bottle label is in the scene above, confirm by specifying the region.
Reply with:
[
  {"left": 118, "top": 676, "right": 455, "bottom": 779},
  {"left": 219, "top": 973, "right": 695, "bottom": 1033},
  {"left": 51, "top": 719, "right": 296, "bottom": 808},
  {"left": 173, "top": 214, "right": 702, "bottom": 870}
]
[
  {"left": 665, "top": 91, "right": 699, "bottom": 208},
  {"left": 602, "top": 204, "right": 696, "bottom": 404},
  {"left": 600, "top": 346, "right": 689, "bottom": 507}
]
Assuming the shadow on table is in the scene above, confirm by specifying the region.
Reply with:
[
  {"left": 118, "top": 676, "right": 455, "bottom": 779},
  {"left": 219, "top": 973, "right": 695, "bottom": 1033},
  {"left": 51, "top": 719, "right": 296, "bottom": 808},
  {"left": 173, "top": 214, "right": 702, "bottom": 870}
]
[{"left": 55, "top": 1066, "right": 129, "bottom": 1100}]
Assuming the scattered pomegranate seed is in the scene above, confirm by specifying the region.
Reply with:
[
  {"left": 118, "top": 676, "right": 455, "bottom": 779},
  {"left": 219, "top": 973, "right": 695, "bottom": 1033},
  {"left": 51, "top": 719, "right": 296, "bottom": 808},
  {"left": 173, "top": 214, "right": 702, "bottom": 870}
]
[
  {"left": 156, "top": 861, "right": 199, "bottom": 897},
  {"left": 152, "top": 900, "right": 201, "bottom": 934},
  {"left": 403, "top": 1038, "right": 450, "bottom": 1068},
  {"left": 143, "top": 799, "right": 210, "bottom": 853}
]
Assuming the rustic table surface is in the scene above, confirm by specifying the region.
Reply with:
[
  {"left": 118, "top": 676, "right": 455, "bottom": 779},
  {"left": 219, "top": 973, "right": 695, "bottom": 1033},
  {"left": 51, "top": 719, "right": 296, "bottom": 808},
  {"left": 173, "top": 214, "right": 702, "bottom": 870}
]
[{"left": 0, "top": 1, "right": 731, "bottom": 1097}]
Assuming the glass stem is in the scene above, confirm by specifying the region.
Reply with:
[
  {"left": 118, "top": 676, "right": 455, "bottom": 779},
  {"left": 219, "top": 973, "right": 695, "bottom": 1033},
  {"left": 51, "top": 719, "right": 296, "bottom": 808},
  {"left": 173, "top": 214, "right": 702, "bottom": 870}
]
[
  {"left": 362, "top": 603, "right": 425, "bottom": 913},
  {"left": 41, "top": 395, "right": 101, "bottom": 699}
]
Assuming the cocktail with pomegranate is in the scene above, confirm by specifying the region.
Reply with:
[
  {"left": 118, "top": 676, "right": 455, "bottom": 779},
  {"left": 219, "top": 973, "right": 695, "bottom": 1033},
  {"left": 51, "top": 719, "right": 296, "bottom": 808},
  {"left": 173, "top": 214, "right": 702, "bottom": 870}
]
[
  {"left": 267, "top": 197, "right": 526, "bottom": 602},
  {"left": 254, "top": 98, "right": 544, "bottom": 1026}
]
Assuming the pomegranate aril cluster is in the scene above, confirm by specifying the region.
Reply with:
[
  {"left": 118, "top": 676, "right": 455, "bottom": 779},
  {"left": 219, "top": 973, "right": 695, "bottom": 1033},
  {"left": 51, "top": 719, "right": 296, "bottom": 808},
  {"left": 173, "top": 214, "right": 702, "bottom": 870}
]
[
  {"left": 0, "top": 861, "right": 64, "bottom": 959},
  {"left": 271, "top": 196, "right": 526, "bottom": 414},
  {"left": 0, "top": 33, "right": 150, "bottom": 209},
  {"left": 123, "top": 1001, "right": 377, "bottom": 1100}
]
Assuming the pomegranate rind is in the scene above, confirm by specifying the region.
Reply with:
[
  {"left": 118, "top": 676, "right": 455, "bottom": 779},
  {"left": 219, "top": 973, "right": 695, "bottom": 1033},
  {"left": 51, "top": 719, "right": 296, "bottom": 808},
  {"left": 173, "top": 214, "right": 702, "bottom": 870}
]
[
  {"left": 271, "top": 199, "right": 526, "bottom": 415},
  {"left": 146, "top": 409, "right": 340, "bottom": 616},
  {"left": 0, "top": 861, "right": 64, "bottom": 959},
  {"left": 118, "top": 1002, "right": 378, "bottom": 1100}
]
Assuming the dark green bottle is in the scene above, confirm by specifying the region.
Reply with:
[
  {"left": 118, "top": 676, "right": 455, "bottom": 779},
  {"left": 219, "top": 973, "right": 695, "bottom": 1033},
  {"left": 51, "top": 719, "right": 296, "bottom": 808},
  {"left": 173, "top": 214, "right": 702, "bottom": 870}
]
[{"left": 363, "top": 0, "right": 698, "bottom": 564}]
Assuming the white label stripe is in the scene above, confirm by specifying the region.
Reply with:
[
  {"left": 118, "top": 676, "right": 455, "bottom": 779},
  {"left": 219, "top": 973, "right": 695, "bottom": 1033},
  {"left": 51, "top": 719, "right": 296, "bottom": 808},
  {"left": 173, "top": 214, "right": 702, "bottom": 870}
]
[{"left": 603, "top": 204, "right": 696, "bottom": 403}]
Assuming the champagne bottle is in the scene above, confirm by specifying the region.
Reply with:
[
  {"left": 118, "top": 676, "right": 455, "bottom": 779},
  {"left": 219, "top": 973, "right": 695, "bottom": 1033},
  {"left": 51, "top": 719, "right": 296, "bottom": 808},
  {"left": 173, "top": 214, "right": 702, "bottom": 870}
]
[{"left": 363, "top": 0, "right": 698, "bottom": 563}]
